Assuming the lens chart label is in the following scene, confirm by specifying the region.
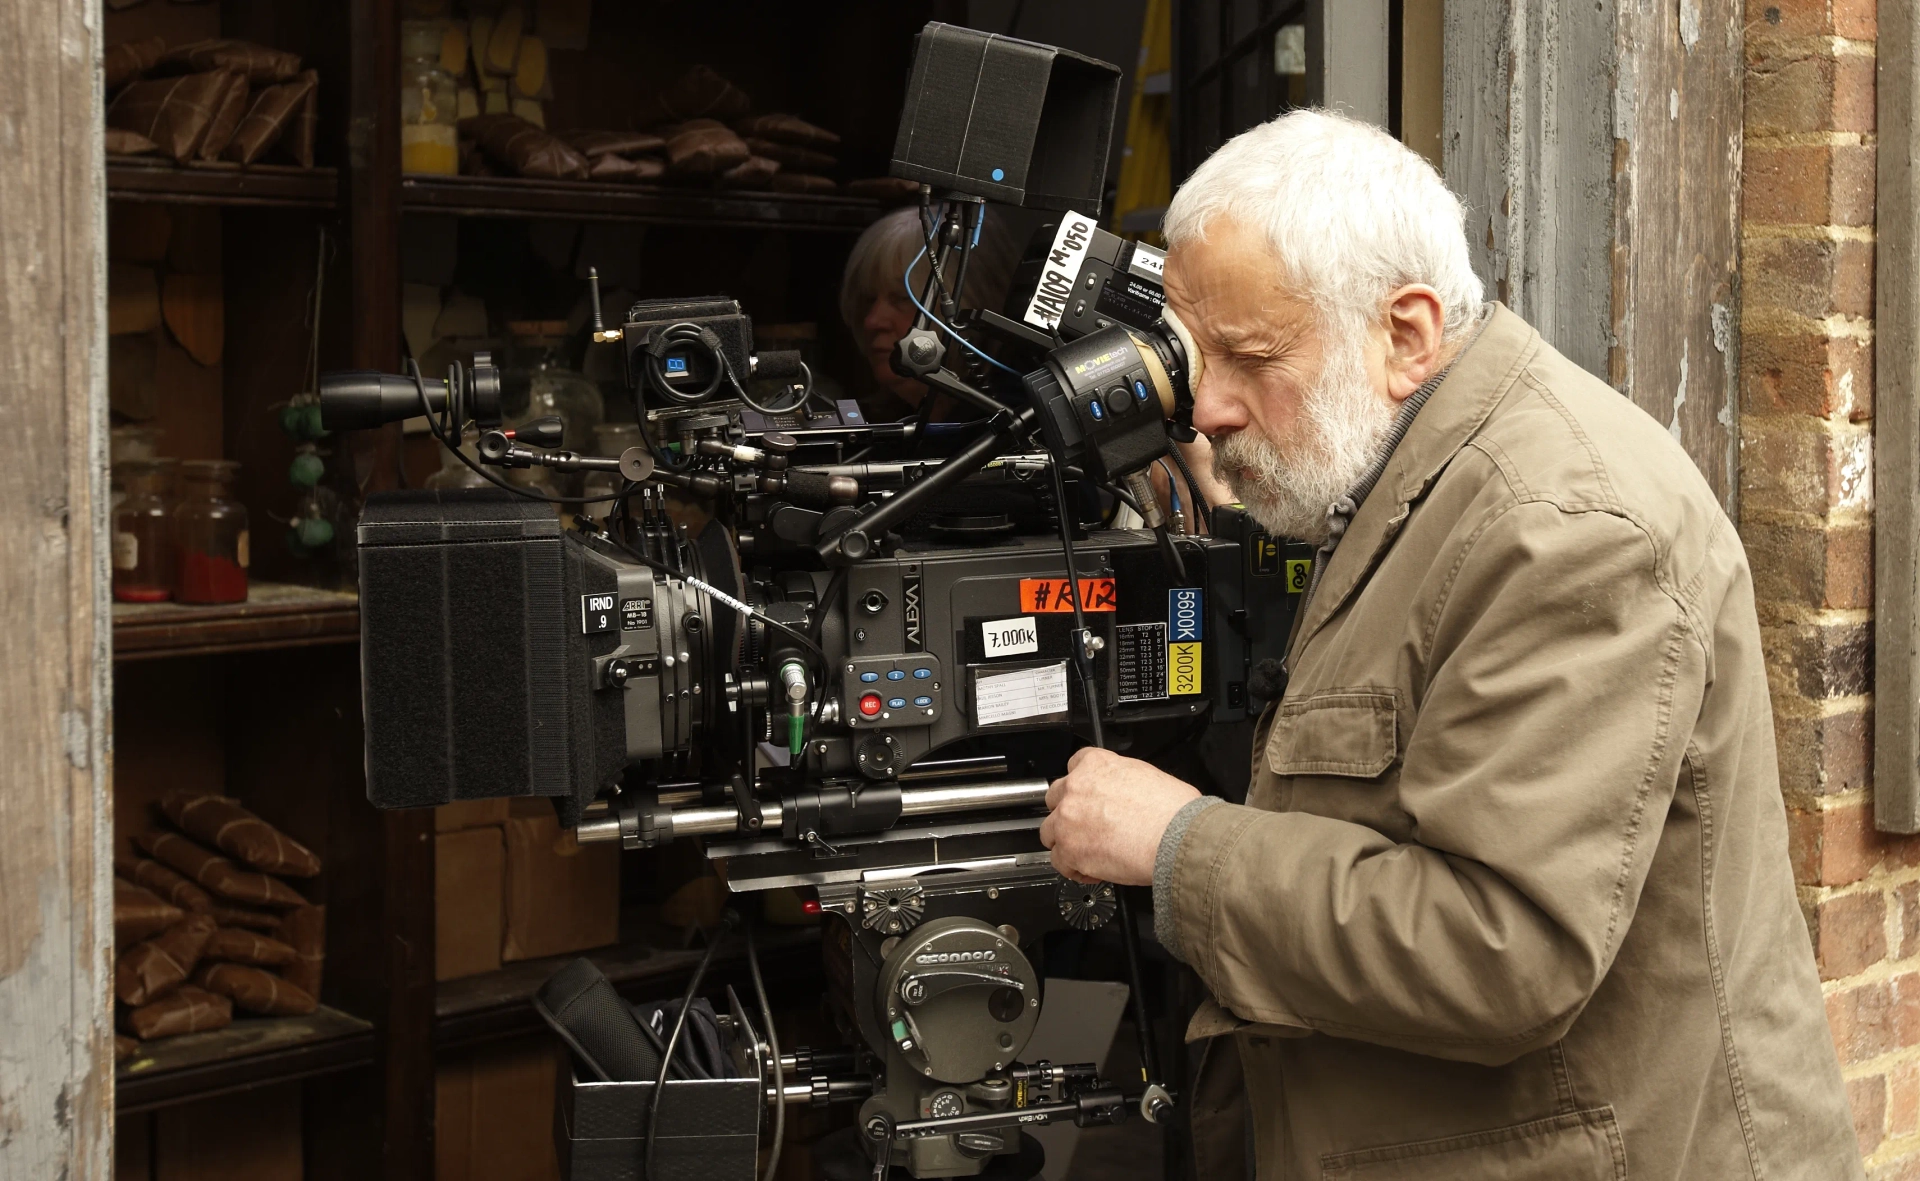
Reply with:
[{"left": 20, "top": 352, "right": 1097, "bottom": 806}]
[{"left": 1116, "top": 622, "right": 1169, "bottom": 702}]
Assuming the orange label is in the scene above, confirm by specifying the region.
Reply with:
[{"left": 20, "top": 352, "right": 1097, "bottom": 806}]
[{"left": 1017, "top": 578, "right": 1118, "bottom": 614}]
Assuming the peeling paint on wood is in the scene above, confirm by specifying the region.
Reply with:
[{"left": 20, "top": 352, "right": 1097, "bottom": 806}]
[
  {"left": 1444, "top": 0, "right": 1740, "bottom": 510},
  {"left": 0, "top": 0, "right": 114, "bottom": 1175}
]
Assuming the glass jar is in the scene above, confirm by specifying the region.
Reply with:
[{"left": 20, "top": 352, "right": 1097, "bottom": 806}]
[
  {"left": 424, "top": 438, "right": 494, "bottom": 490},
  {"left": 113, "top": 459, "right": 177, "bottom": 603},
  {"left": 400, "top": 20, "right": 458, "bottom": 176},
  {"left": 503, "top": 323, "right": 605, "bottom": 495},
  {"left": 173, "top": 460, "right": 250, "bottom": 604}
]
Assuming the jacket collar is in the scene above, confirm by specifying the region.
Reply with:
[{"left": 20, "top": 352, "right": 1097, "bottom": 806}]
[{"left": 1287, "top": 303, "right": 1540, "bottom": 660}]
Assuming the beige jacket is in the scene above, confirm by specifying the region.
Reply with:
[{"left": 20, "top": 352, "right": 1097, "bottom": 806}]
[{"left": 1156, "top": 306, "right": 1859, "bottom": 1179}]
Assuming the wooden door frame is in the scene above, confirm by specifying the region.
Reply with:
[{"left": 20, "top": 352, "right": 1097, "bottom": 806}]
[{"left": 0, "top": 0, "right": 115, "bottom": 1175}]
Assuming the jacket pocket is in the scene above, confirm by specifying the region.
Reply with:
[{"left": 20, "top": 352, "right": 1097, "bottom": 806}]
[
  {"left": 1319, "top": 1106, "right": 1626, "bottom": 1180},
  {"left": 1265, "top": 689, "right": 1399, "bottom": 777}
]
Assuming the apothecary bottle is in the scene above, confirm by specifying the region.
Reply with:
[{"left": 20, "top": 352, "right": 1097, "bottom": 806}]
[
  {"left": 400, "top": 20, "right": 459, "bottom": 175},
  {"left": 174, "top": 460, "right": 250, "bottom": 604},
  {"left": 112, "top": 458, "right": 177, "bottom": 603}
]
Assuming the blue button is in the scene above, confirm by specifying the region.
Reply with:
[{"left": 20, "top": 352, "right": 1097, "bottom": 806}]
[
  {"left": 886, "top": 669, "right": 906, "bottom": 681},
  {"left": 888, "top": 697, "right": 908, "bottom": 710},
  {"left": 912, "top": 667, "right": 933, "bottom": 679},
  {"left": 859, "top": 672, "right": 879, "bottom": 683},
  {"left": 913, "top": 696, "right": 933, "bottom": 707},
  {"left": 1088, "top": 400, "right": 1106, "bottom": 422},
  {"left": 991, "top": 167, "right": 1006, "bottom": 181},
  {"left": 1135, "top": 379, "right": 1150, "bottom": 402}
]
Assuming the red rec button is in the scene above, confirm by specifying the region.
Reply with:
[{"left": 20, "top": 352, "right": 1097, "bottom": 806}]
[{"left": 859, "top": 693, "right": 883, "bottom": 716}]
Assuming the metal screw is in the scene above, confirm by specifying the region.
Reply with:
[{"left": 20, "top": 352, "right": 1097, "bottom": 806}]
[{"left": 986, "top": 887, "right": 999, "bottom": 899}]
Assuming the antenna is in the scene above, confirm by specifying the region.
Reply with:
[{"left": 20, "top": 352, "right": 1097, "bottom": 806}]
[{"left": 588, "top": 266, "right": 622, "bottom": 344}]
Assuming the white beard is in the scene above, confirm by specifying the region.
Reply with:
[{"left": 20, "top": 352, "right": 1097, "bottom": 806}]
[{"left": 1210, "top": 335, "right": 1397, "bottom": 544}]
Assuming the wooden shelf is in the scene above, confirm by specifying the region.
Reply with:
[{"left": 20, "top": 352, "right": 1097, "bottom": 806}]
[
  {"left": 107, "top": 160, "right": 340, "bottom": 209},
  {"left": 113, "top": 580, "right": 359, "bottom": 661},
  {"left": 116, "top": 1005, "right": 374, "bottom": 1114},
  {"left": 436, "top": 925, "right": 823, "bottom": 1053},
  {"left": 399, "top": 173, "right": 886, "bottom": 231}
]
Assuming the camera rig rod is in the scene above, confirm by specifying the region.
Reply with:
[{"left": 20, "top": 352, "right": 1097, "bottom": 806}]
[
  {"left": 816, "top": 407, "right": 1039, "bottom": 565},
  {"left": 578, "top": 776, "right": 1053, "bottom": 847}
]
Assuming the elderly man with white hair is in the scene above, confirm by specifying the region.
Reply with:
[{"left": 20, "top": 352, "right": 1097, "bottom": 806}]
[{"left": 1040, "top": 110, "right": 1860, "bottom": 1178}]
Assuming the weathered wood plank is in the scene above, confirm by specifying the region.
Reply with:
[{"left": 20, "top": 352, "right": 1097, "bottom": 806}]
[
  {"left": 1442, "top": 0, "right": 1740, "bottom": 510},
  {"left": 0, "top": 0, "right": 113, "bottom": 1175},
  {"left": 1876, "top": 0, "right": 1920, "bottom": 832}
]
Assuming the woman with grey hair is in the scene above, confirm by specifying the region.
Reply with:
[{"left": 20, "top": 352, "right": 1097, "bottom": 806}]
[{"left": 838, "top": 205, "right": 1018, "bottom": 422}]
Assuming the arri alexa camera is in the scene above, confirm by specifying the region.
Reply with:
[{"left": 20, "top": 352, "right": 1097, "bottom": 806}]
[{"left": 320, "top": 24, "right": 1302, "bottom": 1181}]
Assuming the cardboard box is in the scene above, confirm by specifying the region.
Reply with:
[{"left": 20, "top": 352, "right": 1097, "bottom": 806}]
[
  {"left": 155, "top": 1083, "right": 301, "bottom": 1181},
  {"left": 501, "top": 810, "right": 619, "bottom": 963},
  {"left": 436, "top": 826, "right": 504, "bottom": 982},
  {"left": 436, "top": 799, "right": 510, "bottom": 831},
  {"left": 437, "top": 1036, "right": 562, "bottom": 1181}
]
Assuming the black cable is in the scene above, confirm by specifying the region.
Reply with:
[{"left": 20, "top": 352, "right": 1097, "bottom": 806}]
[
  {"left": 746, "top": 923, "right": 784, "bottom": 1181},
  {"left": 645, "top": 912, "right": 739, "bottom": 1181},
  {"left": 1045, "top": 456, "right": 1105, "bottom": 750},
  {"left": 1167, "top": 443, "right": 1214, "bottom": 532}
]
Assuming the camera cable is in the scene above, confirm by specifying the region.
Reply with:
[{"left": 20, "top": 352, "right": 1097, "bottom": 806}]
[
  {"left": 408, "top": 360, "right": 631, "bottom": 506},
  {"left": 745, "top": 922, "right": 784, "bottom": 1181},
  {"left": 645, "top": 910, "right": 739, "bottom": 1181}
]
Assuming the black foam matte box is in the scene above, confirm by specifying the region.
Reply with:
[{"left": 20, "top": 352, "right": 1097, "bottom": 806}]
[
  {"left": 890, "top": 22, "right": 1121, "bottom": 212},
  {"left": 356, "top": 489, "right": 580, "bottom": 810}
]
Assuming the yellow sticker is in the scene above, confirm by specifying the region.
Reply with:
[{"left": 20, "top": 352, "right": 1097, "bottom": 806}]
[
  {"left": 1285, "top": 558, "right": 1312, "bottom": 594},
  {"left": 1169, "top": 642, "right": 1203, "bottom": 695}
]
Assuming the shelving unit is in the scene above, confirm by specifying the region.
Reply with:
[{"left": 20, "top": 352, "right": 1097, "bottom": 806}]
[
  {"left": 108, "top": 160, "right": 340, "bottom": 210},
  {"left": 112, "top": 581, "right": 358, "bottom": 661},
  {"left": 400, "top": 173, "right": 885, "bottom": 230},
  {"left": 116, "top": 1007, "right": 375, "bottom": 1115}
]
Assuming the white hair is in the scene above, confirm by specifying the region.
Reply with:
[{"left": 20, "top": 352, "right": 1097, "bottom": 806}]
[{"left": 1163, "top": 108, "right": 1483, "bottom": 342}]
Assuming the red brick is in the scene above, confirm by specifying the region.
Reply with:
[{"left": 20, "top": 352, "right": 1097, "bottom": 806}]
[
  {"left": 1790, "top": 803, "right": 1920, "bottom": 887},
  {"left": 1897, "top": 973, "right": 1920, "bottom": 1048},
  {"left": 1742, "top": 328, "right": 1873, "bottom": 420},
  {"left": 1829, "top": 979, "right": 1897, "bottom": 1061},
  {"left": 1746, "top": 50, "right": 1875, "bottom": 135},
  {"left": 1746, "top": 142, "right": 1877, "bottom": 226},
  {"left": 1743, "top": 235, "right": 1875, "bottom": 319},
  {"left": 1817, "top": 891, "right": 1889, "bottom": 978},
  {"left": 1902, "top": 882, "right": 1920, "bottom": 958},
  {"left": 1741, "top": 423, "right": 1872, "bottom": 516},
  {"left": 1768, "top": 618, "right": 1874, "bottom": 699},
  {"left": 1754, "top": 0, "right": 1877, "bottom": 39},
  {"left": 1742, "top": 519, "right": 1873, "bottom": 611},
  {"left": 1854, "top": 1073, "right": 1889, "bottom": 1157},
  {"left": 1891, "top": 1061, "right": 1920, "bottom": 1139}
]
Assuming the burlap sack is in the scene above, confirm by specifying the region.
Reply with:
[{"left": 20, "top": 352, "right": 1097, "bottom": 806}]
[
  {"left": 459, "top": 114, "right": 590, "bottom": 179},
  {"left": 115, "top": 879, "right": 183, "bottom": 947},
  {"left": 107, "top": 71, "right": 231, "bottom": 162},
  {"left": 222, "top": 73, "right": 316, "bottom": 165},
  {"left": 717, "top": 155, "right": 780, "bottom": 191},
  {"left": 105, "top": 37, "right": 167, "bottom": 90},
  {"left": 135, "top": 830, "right": 308, "bottom": 909},
  {"left": 744, "top": 137, "right": 835, "bottom": 173},
  {"left": 280, "top": 905, "right": 325, "bottom": 1000},
  {"left": 124, "top": 985, "right": 232, "bottom": 1040},
  {"left": 196, "top": 72, "right": 250, "bottom": 162},
  {"left": 105, "top": 129, "right": 162, "bottom": 156},
  {"left": 562, "top": 130, "right": 665, "bottom": 158},
  {"left": 770, "top": 173, "right": 837, "bottom": 195},
  {"left": 115, "top": 1034, "right": 140, "bottom": 1062},
  {"left": 115, "top": 853, "right": 212, "bottom": 913},
  {"left": 664, "top": 120, "right": 749, "bottom": 176},
  {"left": 205, "top": 927, "right": 298, "bottom": 967},
  {"left": 274, "top": 69, "right": 319, "bottom": 168},
  {"left": 194, "top": 963, "right": 318, "bottom": 1016},
  {"left": 155, "top": 39, "right": 301, "bottom": 84},
  {"left": 732, "top": 112, "right": 840, "bottom": 148},
  {"left": 637, "top": 65, "right": 748, "bottom": 126},
  {"left": 587, "top": 153, "right": 642, "bottom": 181},
  {"left": 845, "top": 176, "right": 924, "bottom": 204},
  {"left": 116, "top": 912, "right": 216, "bottom": 1006},
  {"left": 161, "top": 789, "right": 321, "bottom": 877},
  {"left": 210, "top": 905, "right": 282, "bottom": 932}
]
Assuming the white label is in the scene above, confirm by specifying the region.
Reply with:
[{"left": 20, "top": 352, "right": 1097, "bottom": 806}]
[
  {"left": 112, "top": 531, "right": 138, "bottom": 571},
  {"left": 236, "top": 530, "right": 250, "bottom": 569},
  {"left": 1022, "top": 211, "right": 1099, "bottom": 332},
  {"left": 1127, "top": 243, "right": 1166, "bottom": 280},
  {"left": 975, "top": 663, "right": 1070, "bottom": 727},
  {"left": 980, "top": 615, "right": 1039, "bottom": 658}
]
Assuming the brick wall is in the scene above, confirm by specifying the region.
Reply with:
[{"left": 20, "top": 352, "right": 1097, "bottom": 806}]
[{"left": 1740, "top": 0, "right": 1905, "bottom": 1171}]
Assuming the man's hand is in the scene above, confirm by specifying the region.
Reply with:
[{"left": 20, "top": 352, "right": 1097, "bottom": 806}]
[{"left": 1041, "top": 748, "right": 1201, "bottom": 886}]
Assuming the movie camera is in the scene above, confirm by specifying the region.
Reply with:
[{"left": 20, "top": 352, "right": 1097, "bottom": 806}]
[{"left": 319, "top": 22, "right": 1302, "bottom": 1180}]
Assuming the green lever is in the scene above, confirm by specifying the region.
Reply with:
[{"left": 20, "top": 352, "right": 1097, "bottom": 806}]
[{"left": 787, "top": 713, "right": 806, "bottom": 758}]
